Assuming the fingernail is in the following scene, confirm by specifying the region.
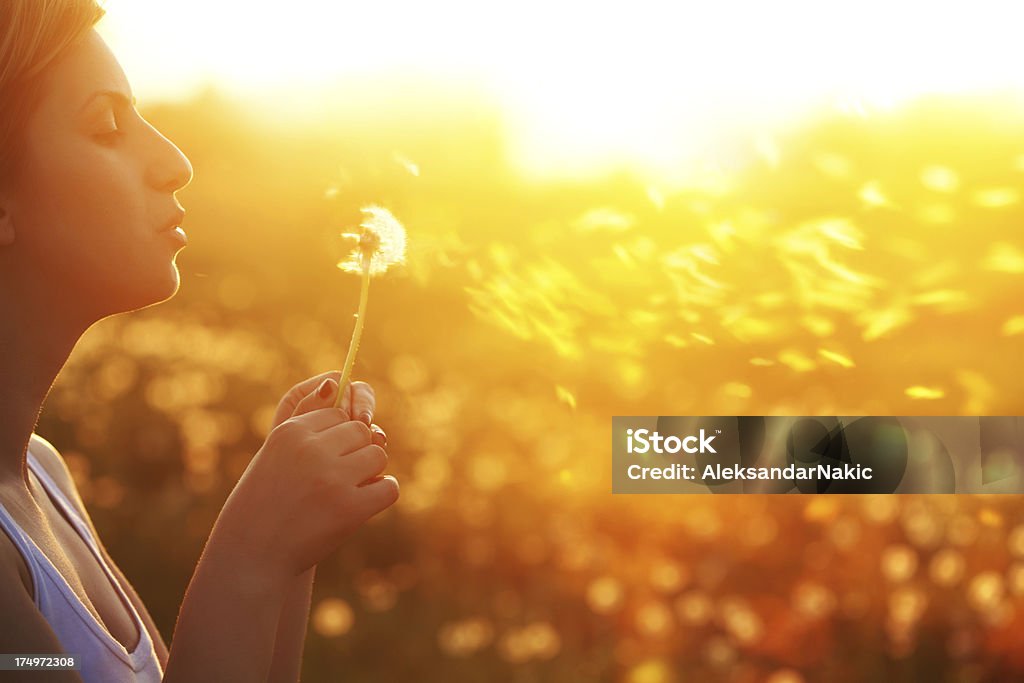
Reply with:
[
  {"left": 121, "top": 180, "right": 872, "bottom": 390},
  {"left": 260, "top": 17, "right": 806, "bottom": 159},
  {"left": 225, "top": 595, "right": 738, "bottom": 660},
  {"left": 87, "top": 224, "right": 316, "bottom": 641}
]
[
  {"left": 372, "top": 430, "right": 387, "bottom": 447},
  {"left": 317, "top": 379, "right": 334, "bottom": 399},
  {"left": 361, "top": 412, "right": 372, "bottom": 425}
]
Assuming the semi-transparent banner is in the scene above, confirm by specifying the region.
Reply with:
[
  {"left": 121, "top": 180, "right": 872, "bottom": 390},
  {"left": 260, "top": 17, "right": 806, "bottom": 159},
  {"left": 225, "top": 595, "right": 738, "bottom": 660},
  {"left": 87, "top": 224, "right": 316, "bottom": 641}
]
[{"left": 611, "top": 416, "right": 1023, "bottom": 494}]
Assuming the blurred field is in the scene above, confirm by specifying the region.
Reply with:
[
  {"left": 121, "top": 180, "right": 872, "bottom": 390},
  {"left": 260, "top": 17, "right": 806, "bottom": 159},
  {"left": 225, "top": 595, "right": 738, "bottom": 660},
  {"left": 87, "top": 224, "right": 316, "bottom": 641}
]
[{"left": 37, "top": 83, "right": 1024, "bottom": 682}]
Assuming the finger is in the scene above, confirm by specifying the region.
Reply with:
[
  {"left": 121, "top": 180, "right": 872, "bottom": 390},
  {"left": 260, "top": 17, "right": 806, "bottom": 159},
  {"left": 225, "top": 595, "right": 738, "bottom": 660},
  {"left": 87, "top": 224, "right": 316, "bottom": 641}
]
[
  {"left": 274, "top": 370, "right": 342, "bottom": 427},
  {"left": 290, "top": 370, "right": 342, "bottom": 402},
  {"left": 355, "top": 474, "right": 400, "bottom": 515},
  {"left": 340, "top": 444, "right": 388, "bottom": 484},
  {"left": 317, "top": 419, "right": 374, "bottom": 450},
  {"left": 287, "top": 405, "right": 350, "bottom": 433},
  {"left": 370, "top": 423, "right": 387, "bottom": 448},
  {"left": 349, "top": 381, "right": 376, "bottom": 426},
  {"left": 292, "top": 378, "right": 347, "bottom": 419}
]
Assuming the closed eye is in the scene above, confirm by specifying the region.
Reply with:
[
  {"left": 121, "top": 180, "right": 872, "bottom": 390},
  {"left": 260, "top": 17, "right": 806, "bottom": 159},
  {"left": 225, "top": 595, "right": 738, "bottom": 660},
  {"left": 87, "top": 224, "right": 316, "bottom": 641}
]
[
  {"left": 92, "top": 108, "right": 123, "bottom": 146},
  {"left": 93, "top": 127, "right": 122, "bottom": 143},
  {"left": 92, "top": 128, "right": 122, "bottom": 146}
]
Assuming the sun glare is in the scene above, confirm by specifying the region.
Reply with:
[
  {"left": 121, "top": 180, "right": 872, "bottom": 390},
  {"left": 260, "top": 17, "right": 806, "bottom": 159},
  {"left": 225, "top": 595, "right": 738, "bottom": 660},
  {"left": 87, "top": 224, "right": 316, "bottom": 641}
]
[{"left": 99, "top": 0, "right": 1024, "bottom": 179}]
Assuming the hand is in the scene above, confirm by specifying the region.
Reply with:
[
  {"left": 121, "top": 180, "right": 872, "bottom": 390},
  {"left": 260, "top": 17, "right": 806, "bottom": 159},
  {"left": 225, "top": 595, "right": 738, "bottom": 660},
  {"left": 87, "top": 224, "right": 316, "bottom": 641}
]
[
  {"left": 211, "top": 377, "right": 398, "bottom": 583},
  {"left": 271, "top": 370, "right": 375, "bottom": 428},
  {"left": 271, "top": 370, "right": 387, "bottom": 447}
]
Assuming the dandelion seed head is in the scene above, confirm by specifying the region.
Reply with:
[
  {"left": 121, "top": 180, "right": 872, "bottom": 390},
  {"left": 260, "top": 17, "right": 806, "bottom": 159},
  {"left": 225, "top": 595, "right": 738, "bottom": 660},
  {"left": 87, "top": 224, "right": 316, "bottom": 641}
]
[
  {"left": 360, "top": 229, "right": 382, "bottom": 256},
  {"left": 337, "top": 205, "right": 407, "bottom": 275}
]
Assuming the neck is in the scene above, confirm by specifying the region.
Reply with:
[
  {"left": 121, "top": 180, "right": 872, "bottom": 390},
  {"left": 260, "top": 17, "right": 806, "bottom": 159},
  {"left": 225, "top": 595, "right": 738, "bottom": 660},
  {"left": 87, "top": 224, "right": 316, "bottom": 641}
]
[{"left": 0, "top": 286, "right": 91, "bottom": 489}]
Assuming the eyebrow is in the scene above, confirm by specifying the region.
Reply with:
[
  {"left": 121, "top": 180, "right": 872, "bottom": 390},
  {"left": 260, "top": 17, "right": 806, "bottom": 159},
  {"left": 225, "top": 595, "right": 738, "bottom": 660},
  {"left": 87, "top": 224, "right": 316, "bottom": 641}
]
[{"left": 79, "top": 90, "right": 137, "bottom": 115}]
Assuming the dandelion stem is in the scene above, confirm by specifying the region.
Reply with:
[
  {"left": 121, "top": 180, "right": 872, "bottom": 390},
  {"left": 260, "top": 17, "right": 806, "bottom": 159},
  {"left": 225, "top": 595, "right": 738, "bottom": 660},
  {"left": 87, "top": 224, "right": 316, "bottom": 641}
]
[{"left": 334, "top": 252, "right": 372, "bottom": 410}]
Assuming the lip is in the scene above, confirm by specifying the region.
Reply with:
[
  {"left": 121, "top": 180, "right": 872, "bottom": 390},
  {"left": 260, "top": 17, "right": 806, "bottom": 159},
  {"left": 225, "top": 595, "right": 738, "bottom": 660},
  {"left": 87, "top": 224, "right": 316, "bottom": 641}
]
[
  {"left": 162, "top": 226, "right": 187, "bottom": 246},
  {"left": 159, "top": 209, "right": 186, "bottom": 233}
]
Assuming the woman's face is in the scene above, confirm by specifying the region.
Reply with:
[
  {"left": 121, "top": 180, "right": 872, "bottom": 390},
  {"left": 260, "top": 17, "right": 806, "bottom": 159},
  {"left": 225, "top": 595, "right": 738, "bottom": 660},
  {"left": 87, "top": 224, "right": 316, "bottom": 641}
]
[{"left": 1, "top": 28, "right": 193, "bottom": 320}]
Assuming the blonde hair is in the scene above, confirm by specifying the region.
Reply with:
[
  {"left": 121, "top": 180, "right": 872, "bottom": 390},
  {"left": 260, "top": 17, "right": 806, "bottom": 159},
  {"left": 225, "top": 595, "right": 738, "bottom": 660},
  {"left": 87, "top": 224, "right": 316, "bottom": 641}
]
[{"left": 0, "top": 0, "right": 106, "bottom": 183}]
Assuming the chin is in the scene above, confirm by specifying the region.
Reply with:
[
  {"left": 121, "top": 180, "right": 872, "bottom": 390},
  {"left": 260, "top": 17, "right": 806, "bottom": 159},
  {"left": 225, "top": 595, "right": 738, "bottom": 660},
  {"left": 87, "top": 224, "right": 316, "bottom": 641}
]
[
  {"left": 98, "top": 262, "right": 182, "bottom": 319},
  {"left": 137, "top": 262, "right": 182, "bottom": 308}
]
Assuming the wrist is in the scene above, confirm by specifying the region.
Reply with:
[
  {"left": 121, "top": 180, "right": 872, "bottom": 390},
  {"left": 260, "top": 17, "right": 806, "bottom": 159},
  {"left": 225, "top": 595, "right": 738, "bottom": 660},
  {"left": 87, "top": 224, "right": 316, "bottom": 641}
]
[{"left": 202, "top": 525, "right": 294, "bottom": 596}]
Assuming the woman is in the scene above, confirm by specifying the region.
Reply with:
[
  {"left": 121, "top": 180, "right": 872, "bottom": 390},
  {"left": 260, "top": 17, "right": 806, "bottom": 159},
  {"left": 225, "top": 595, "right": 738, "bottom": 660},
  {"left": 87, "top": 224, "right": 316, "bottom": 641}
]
[{"left": 0, "top": 1, "right": 400, "bottom": 681}]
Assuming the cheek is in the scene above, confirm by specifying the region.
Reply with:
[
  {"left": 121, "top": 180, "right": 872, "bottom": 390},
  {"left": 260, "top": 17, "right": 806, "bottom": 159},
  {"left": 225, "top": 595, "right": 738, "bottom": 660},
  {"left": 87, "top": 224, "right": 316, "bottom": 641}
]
[{"left": 17, "top": 138, "right": 145, "bottom": 258}]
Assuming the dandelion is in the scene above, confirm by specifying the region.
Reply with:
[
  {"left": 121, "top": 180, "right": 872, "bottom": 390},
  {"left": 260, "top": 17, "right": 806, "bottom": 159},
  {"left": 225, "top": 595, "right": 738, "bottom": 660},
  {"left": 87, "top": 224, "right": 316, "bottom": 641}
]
[{"left": 333, "top": 206, "right": 407, "bottom": 409}]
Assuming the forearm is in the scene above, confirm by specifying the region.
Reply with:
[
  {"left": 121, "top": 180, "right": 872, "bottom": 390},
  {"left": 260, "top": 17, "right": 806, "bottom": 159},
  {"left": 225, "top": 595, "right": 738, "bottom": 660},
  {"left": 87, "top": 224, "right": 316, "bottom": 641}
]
[
  {"left": 267, "top": 567, "right": 316, "bottom": 683},
  {"left": 163, "top": 534, "right": 292, "bottom": 683}
]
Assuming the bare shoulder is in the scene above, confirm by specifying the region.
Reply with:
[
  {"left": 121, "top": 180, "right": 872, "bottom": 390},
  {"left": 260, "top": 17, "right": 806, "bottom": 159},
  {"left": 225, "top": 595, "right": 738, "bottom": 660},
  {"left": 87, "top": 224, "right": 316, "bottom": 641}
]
[
  {"left": 28, "top": 433, "right": 107, "bottom": 550},
  {"left": 29, "top": 434, "right": 172, "bottom": 664},
  {"left": 28, "top": 434, "right": 80, "bottom": 496},
  {"left": 28, "top": 434, "right": 92, "bottom": 524},
  {"left": 0, "top": 437, "right": 63, "bottom": 597},
  {"left": 0, "top": 441, "right": 83, "bottom": 679}
]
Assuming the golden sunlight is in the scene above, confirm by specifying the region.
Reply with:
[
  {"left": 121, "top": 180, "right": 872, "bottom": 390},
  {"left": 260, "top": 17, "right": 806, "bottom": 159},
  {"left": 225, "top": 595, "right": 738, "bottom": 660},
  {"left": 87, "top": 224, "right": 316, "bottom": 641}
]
[{"left": 98, "top": 0, "right": 1024, "bottom": 179}]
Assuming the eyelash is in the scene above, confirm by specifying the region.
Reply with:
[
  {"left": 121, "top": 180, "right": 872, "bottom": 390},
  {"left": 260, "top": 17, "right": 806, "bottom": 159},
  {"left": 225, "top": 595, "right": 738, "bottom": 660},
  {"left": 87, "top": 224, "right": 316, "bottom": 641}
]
[
  {"left": 93, "top": 130, "right": 122, "bottom": 146},
  {"left": 93, "top": 113, "right": 123, "bottom": 145}
]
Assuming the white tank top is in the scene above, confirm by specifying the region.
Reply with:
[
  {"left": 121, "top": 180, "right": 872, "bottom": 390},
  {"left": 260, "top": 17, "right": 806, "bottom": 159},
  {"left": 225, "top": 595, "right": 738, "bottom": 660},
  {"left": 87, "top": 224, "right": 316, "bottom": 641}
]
[{"left": 0, "top": 442, "right": 163, "bottom": 682}]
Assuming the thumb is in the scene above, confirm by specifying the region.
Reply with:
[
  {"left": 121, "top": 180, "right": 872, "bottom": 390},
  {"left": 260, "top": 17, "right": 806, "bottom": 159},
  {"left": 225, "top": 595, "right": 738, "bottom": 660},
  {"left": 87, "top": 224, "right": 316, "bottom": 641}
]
[{"left": 292, "top": 377, "right": 349, "bottom": 420}]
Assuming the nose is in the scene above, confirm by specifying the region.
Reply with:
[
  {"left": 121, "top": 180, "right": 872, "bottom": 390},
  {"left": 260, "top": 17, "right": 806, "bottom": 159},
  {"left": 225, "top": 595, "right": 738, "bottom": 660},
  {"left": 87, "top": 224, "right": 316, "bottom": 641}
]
[{"left": 145, "top": 122, "right": 194, "bottom": 194}]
